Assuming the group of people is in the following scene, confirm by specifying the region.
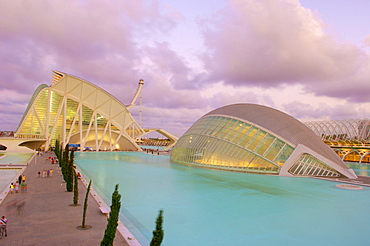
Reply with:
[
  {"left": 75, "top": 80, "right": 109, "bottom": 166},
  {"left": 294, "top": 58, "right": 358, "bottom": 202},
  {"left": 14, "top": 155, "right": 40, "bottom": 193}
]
[
  {"left": 9, "top": 175, "right": 27, "bottom": 194},
  {"left": 38, "top": 169, "right": 53, "bottom": 178},
  {"left": 3, "top": 152, "right": 62, "bottom": 240}
]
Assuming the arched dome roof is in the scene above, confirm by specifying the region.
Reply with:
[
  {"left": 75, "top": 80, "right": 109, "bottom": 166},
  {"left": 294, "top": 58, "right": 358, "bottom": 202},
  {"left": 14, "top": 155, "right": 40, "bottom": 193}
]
[{"left": 204, "top": 103, "right": 346, "bottom": 169}]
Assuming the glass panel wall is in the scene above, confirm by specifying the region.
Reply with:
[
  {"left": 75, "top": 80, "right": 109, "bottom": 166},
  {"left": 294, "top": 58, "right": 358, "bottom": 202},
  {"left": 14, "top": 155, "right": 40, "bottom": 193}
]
[
  {"left": 171, "top": 135, "right": 280, "bottom": 174},
  {"left": 19, "top": 90, "right": 50, "bottom": 137},
  {"left": 274, "top": 145, "right": 294, "bottom": 166},
  {"left": 170, "top": 115, "right": 297, "bottom": 174},
  {"left": 81, "top": 105, "right": 93, "bottom": 130}
]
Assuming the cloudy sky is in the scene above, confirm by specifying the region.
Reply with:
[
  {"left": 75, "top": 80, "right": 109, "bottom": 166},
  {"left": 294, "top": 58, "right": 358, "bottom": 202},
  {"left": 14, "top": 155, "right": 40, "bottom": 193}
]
[{"left": 0, "top": 0, "right": 369, "bottom": 137}]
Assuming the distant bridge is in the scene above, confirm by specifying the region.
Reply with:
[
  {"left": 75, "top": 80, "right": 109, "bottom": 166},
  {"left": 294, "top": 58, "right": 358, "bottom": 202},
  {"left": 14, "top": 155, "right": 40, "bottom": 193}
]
[
  {"left": 304, "top": 119, "right": 370, "bottom": 163},
  {"left": 139, "top": 128, "right": 178, "bottom": 150},
  {"left": 0, "top": 137, "right": 45, "bottom": 152},
  {"left": 304, "top": 119, "right": 370, "bottom": 143}
]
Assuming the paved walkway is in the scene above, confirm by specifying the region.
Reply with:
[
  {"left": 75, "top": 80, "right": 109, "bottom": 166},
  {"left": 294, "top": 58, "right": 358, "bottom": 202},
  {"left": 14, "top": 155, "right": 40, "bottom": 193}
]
[{"left": 0, "top": 152, "right": 129, "bottom": 246}]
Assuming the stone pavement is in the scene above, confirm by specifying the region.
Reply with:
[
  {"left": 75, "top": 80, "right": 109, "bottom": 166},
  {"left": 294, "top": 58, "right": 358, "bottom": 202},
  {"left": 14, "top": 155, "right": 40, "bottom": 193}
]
[{"left": 0, "top": 152, "right": 129, "bottom": 246}]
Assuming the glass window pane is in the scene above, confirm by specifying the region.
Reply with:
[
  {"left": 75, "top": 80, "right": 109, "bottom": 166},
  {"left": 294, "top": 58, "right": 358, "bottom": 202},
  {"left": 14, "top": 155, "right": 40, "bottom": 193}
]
[
  {"left": 274, "top": 145, "right": 294, "bottom": 166},
  {"left": 255, "top": 134, "right": 275, "bottom": 156},
  {"left": 264, "top": 139, "right": 285, "bottom": 161},
  {"left": 246, "top": 130, "right": 266, "bottom": 151},
  {"left": 239, "top": 127, "right": 258, "bottom": 147}
]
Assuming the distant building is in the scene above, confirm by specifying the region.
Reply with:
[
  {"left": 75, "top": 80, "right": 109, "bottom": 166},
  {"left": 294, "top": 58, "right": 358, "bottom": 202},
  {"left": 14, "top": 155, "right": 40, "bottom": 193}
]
[
  {"left": 305, "top": 119, "right": 370, "bottom": 163},
  {"left": 171, "top": 104, "right": 357, "bottom": 179},
  {"left": 305, "top": 119, "right": 370, "bottom": 142}
]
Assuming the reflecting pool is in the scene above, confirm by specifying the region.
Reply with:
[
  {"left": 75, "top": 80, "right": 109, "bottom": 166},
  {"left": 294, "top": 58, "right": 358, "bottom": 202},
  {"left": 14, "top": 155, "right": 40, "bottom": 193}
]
[
  {"left": 75, "top": 152, "right": 370, "bottom": 246},
  {"left": 0, "top": 152, "right": 33, "bottom": 164},
  {"left": 346, "top": 162, "right": 370, "bottom": 177},
  {"left": 0, "top": 169, "right": 21, "bottom": 192},
  {"left": 0, "top": 152, "right": 33, "bottom": 195}
]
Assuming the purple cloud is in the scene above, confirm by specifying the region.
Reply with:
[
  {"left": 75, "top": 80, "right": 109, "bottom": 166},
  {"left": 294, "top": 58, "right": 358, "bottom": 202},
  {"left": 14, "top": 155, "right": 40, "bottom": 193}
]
[{"left": 199, "top": 0, "right": 370, "bottom": 102}]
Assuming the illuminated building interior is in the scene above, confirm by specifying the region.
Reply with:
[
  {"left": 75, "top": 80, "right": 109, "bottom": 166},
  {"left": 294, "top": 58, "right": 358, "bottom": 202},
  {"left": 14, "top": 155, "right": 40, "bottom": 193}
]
[
  {"left": 171, "top": 104, "right": 357, "bottom": 179},
  {"left": 15, "top": 71, "right": 145, "bottom": 151}
]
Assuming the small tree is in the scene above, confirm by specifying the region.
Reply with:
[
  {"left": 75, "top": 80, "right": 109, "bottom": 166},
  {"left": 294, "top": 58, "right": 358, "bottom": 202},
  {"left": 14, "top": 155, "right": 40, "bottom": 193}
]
[
  {"left": 55, "top": 139, "right": 60, "bottom": 159},
  {"left": 150, "top": 210, "right": 164, "bottom": 246},
  {"left": 77, "top": 179, "right": 92, "bottom": 229},
  {"left": 101, "top": 184, "right": 122, "bottom": 246},
  {"left": 66, "top": 148, "right": 74, "bottom": 192},
  {"left": 73, "top": 169, "right": 79, "bottom": 205},
  {"left": 63, "top": 144, "right": 70, "bottom": 167},
  {"left": 60, "top": 145, "right": 68, "bottom": 179},
  {"left": 58, "top": 144, "right": 63, "bottom": 167}
]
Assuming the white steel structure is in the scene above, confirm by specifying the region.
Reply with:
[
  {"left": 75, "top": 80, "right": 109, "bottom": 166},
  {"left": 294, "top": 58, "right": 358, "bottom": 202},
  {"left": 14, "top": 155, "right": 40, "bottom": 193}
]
[
  {"left": 305, "top": 119, "right": 370, "bottom": 142},
  {"left": 15, "top": 71, "right": 145, "bottom": 151},
  {"left": 171, "top": 104, "right": 357, "bottom": 179}
]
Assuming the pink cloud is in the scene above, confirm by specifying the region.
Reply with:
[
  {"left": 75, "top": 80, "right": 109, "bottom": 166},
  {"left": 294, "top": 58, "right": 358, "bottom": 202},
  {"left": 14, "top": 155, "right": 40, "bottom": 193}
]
[
  {"left": 0, "top": 0, "right": 179, "bottom": 91},
  {"left": 283, "top": 101, "right": 360, "bottom": 121},
  {"left": 0, "top": 0, "right": 194, "bottom": 132},
  {"left": 199, "top": 0, "right": 370, "bottom": 101}
]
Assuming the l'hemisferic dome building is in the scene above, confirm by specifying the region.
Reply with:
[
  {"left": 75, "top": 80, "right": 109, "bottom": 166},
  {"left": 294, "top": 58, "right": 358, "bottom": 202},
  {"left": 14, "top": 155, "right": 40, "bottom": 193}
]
[{"left": 170, "top": 104, "right": 357, "bottom": 179}]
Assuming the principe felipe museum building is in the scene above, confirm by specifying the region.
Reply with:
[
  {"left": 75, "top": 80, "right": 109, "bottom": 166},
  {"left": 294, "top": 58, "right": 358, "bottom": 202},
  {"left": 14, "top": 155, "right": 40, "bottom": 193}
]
[
  {"left": 170, "top": 104, "right": 357, "bottom": 179},
  {"left": 13, "top": 71, "right": 149, "bottom": 152}
]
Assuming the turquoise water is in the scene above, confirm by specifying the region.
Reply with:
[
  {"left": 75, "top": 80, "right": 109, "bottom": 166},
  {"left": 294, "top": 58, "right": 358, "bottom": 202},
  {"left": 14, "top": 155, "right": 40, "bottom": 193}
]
[
  {"left": 0, "top": 152, "right": 33, "bottom": 195},
  {"left": 0, "top": 152, "right": 33, "bottom": 164},
  {"left": 346, "top": 162, "right": 370, "bottom": 176},
  {"left": 75, "top": 152, "right": 370, "bottom": 246},
  {"left": 0, "top": 169, "right": 22, "bottom": 191}
]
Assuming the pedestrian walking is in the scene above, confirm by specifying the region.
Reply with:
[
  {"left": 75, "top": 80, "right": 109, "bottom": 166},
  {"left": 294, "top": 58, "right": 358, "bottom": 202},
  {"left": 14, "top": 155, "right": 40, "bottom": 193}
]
[
  {"left": 0, "top": 216, "right": 7, "bottom": 237},
  {"left": 9, "top": 183, "right": 14, "bottom": 194},
  {"left": 14, "top": 181, "right": 19, "bottom": 193},
  {"left": 20, "top": 182, "right": 26, "bottom": 193}
]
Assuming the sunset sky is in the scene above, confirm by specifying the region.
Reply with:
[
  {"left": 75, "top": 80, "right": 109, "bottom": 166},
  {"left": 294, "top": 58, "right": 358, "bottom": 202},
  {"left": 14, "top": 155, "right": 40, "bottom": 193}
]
[{"left": 0, "top": 0, "right": 369, "bottom": 137}]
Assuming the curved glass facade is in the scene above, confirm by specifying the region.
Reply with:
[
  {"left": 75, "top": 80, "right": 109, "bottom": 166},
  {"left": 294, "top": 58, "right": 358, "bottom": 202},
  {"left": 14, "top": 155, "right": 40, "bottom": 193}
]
[
  {"left": 171, "top": 103, "right": 358, "bottom": 179},
  {"left": 171, "top": 115, "right": 294, "bottom": 174}
]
